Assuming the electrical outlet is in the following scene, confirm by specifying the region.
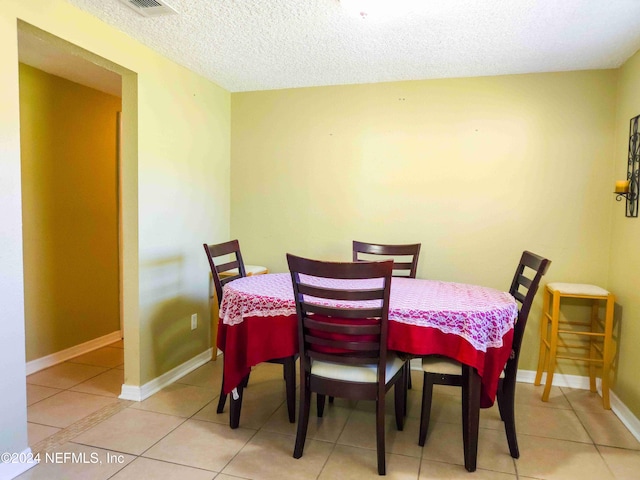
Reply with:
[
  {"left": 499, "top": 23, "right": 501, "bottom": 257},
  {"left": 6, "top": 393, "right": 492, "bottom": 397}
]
[{"left": 191, "top": 313, "right": 198, "bottom": 330}]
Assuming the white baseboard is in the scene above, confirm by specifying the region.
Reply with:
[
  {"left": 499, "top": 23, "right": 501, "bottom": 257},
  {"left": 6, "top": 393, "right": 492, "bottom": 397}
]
[
  {"left": 119, "top": 348, "right": 213, "bottom": 402},
  {"left": 609, "top": 389, "right": 640, "bottom": 443},
  {"left": 0, "top": 448, "right": 38, "bottom": 480},
  {"left": 516, "top": 369, "right": 592, "bottom": 389},
  {"left": 411, "top": 363, "right": 640, "bottom": 444},
  {"left": 25, "top": 331, "right": 122, "bottom": 375}
]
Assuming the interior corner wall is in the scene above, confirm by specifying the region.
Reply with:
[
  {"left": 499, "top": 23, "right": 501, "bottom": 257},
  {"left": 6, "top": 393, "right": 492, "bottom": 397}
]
[
  {"left": 19, "top": 63, "right": 121, "bottom": 361},
  {"left": 608, "top": 48, "right": 640, "bottom": 419},
  {"left": 230, "top": 70, "right": 617, "bottom": 375}
]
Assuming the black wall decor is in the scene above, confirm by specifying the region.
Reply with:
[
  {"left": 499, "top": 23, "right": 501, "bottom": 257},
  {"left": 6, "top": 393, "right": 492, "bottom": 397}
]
[{"left": 615, "top": 114, "right": 640, "bottom": 217}]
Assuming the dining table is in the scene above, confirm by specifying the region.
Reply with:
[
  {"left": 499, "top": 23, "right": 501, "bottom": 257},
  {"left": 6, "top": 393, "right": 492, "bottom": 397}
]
[{"left": 217, "top": 273, "right": 518, "bottom": 442}]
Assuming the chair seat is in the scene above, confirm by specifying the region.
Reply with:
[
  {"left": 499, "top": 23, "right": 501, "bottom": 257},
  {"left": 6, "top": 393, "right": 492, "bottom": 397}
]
[
  {"left": 422, "top": 356, "right": 506, "bottom": 378},
  {"left": 546, "top": 283, "right": 609, "bottom": 296},
  {"left": 312, "top": 353, "right": 405, "bottom": 384},
  {"left": 421, "top": 356, "right": 462, "bottom": 375}
]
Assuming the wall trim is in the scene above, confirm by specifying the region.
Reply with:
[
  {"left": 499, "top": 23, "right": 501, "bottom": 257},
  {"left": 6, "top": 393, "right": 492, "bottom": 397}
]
[
  {"left": 119, "top": 348, "right": 213, "bottom": 402},
  {"left": 0, "top": 448, "right": 38, "bottom": 480},
  {"left": 516, "top": 369, "right": 591, "bottom": 389},
  {"left": 609, "top": 388, "right": 640, "bottom": 443},
  {"left": 518, "top": 369, "right": 640, "bottom": 442},
  {"left": 25, "top": 331, "right": 122, "bottom": 375}
]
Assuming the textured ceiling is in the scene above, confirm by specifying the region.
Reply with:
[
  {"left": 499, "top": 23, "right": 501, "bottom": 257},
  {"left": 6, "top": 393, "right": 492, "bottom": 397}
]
[{"left": 63, "top": 0, "right": 640, "bottom": 92}]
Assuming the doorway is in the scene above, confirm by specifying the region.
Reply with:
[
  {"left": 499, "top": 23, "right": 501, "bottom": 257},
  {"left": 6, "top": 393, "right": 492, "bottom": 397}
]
[{"left": 18, "top": 24, "right": 123, "bottom": 371}]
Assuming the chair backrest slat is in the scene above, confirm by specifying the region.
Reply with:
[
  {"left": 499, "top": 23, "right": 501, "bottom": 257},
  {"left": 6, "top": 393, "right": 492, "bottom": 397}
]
[
  {"left": 302, "top": 303, "right": 383, "bottom": 319},
  {"left": 512, "top": 290, "right": 526, "bottom": 304},
  {"left": 215, "top": 260, "right": 241, "bottom": 273},
  {"left": 391, "top": 262, "right": 414, "bottom": 271},
  {"left": 304, "top": 335, "right": 380, "bottom": 352},
  {"left": 517, "top": 274, "right": 532, "bottom": 289},
  {"left": 203, "top": 239, "right": 247, "bottom": 307},
  {"left": 352, "top": 240, "right": 421, "bottom": 278},
  {"left": 220, "top": 274, "right": 242, "bottom": 285},
  {"left": 303, "top": 317, "right": 381, "bottom": 335},
  {"left": 288, "top": 253, "right": 393, "bottom": 380},
  {"left": 308, "top": 350, "right": 379, "bottom": 365},
  {"left": 297, "top": 283, "right": 385, "bottom": 301}
]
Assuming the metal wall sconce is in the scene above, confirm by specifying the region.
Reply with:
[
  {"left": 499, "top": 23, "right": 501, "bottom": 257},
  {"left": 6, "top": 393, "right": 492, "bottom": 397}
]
[{"left": 615, "top": 114, "right": 640, "bottom": 217}]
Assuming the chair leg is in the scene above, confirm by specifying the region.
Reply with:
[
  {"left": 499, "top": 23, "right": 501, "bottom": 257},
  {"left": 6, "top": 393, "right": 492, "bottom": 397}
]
[
  {"left": 403, "top": 364, "right": 408, "bottom": 416},
  {"left": 317, "top": 394, "right": 326, "bottom": 417},
  {"left": 217, "top": 385, "right": 227, "bottom": 414},
  {"left": 293, "top": 374, "right": 311, "bottom": 459},
  {"left": 418, "top": 372, "right": 434, "bottom": 446},
  {"left": 601, "top": 294, "right": 615, "bottom": 409},
  {"left": 241, "top": 371, "right": 251, "bottom": 388},
  {"left": 395, "top": 367, "right": 406, "bottom": 431},
  {"left": 535, "top": 287, "right": 551, "bottom": 386},
  {"left": 230, "top": 374, "right": 248, "bottom": 429},
  {"left": 376, "top": 398, "right": 386, "bottom": 475},
  {"left": 542, "top": 292, "right": 561, "bottom": 402},
  {"left": 283, "top": 357, "right": 296, "bottom": 423},
  {"left": 497, "top": 384, "right": 505, "bottom": 422},
  {"left": 461, "top": 365, "right": 480, "bottom": 472},
  {"left": 217, "top": 362, "right": 228, "bottom": 413},
  {"left": 497, "top": 378, "right": 520, "bottom": 458},
  {"left": 589, "top": 300, "right": 599, "bottom": 393}
]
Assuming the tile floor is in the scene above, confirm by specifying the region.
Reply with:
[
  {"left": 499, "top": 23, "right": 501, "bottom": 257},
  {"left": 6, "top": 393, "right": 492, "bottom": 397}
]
[{"left": 20, "top": 342, "right": 640, "bottom": 479}]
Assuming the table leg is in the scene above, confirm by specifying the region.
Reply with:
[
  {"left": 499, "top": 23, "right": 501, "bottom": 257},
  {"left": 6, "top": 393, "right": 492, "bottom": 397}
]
[{"left": 461, "top": 365, "right": 480, "bottom": 472}]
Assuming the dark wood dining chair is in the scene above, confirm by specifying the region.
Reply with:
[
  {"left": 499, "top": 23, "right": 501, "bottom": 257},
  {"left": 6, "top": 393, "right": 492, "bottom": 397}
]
[
  {"left": 287, "top": 254, "right": 407, "bottom": 476},
  {"left": 418, "top": 250, "right": 551, "bottom": 471},
  {"left": 352, "top": 240, "right": 421, "bottom": 278},
  {"left": 352, "top": 240, "right": 421, "bottom": 391},
  {"left": 203, "top": 240, "right": 296, "bottom": 426}
]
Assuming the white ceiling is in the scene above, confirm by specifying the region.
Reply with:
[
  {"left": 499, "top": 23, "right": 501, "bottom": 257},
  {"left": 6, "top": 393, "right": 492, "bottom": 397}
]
[{"left": 59, "top": 0, "right": 640, "bottom": 92}]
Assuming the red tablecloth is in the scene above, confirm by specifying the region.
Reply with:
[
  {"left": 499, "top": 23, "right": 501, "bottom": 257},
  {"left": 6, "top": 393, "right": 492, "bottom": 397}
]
[{"left": 218, "top": 274, "right": 517, "bottom": 408}]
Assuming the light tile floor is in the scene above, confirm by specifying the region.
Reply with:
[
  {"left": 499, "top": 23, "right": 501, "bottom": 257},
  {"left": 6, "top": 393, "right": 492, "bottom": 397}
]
[{"left": 19, "top": 342, "right": 640, "bottom": 479}]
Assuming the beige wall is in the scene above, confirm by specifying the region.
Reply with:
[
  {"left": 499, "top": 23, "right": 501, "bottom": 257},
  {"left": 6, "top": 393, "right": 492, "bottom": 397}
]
[
  {"left": 20, "top": 63, "right": 121, "bottom": 361},
  {"left": 1, "top": 0, "right": 230, "bottom": 458},
  {"left": 609, "top": 49, "right": 640, "bottom": 416},
  {"left": 231, "top": 70, "right": 617, "bottom": 377}
]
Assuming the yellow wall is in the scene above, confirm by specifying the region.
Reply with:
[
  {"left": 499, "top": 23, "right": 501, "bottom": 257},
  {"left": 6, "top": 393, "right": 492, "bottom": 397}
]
[
  {"left": 231, "top": 70, "right": 617, "bottom": 376},
  {"left": 609, "top": 49, "right": 640, "bottom": 416},
  {"left": 19, "top": 63, "right": 121, "bottom": 361},
  {"left": 1, "top": 0, "right": 230, "bottom": 456}
]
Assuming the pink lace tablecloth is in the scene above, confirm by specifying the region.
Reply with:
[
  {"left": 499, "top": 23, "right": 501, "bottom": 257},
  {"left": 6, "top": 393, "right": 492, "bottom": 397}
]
[{"left": 219, "top": 273, "right": 517, "bottom": 353}]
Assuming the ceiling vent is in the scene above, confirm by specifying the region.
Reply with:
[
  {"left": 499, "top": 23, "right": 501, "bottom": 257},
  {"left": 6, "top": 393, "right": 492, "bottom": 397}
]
[{"left": 118, "top": 0, "right": 178, "bottom": 17}]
